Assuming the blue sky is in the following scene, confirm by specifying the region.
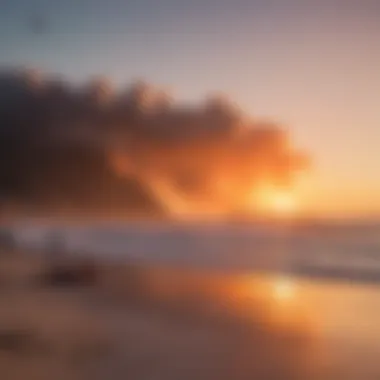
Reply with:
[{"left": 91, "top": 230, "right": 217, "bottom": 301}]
[{"left": 1, "top": 0, "right": 380, "bottom": 216}]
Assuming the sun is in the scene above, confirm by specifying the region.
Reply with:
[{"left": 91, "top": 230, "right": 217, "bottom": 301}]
[
  {"left": 248, "top": 186, "right": 297, "bottom": 217},
  {"left": 270, "top": 191, "right": 297, "bottom": 216}
]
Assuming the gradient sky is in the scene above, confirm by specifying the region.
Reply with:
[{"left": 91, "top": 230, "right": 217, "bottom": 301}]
[{"left": 1, "top": 0, "right": 379, "bottom": 218}]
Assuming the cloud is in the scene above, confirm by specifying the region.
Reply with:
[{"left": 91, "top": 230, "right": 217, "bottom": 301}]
[{"left": 0, "top": 68, "right": 309, "bottom": 218}]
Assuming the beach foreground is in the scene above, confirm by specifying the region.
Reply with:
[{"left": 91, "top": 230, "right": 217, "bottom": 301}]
[{"left": 0, "top": 247, "right": 378, "bottom": 380}]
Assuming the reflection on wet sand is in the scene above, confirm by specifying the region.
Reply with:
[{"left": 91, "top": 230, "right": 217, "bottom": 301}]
[{"left": 1, "top": 249, "right": 379, "bottom": 379}]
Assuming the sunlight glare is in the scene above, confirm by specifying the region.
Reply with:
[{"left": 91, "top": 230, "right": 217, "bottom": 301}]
[{"left": 272, "top": 276, "right": 297, "bottom": 302}]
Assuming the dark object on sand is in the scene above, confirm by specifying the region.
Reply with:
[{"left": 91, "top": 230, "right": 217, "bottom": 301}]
[
  {"left": 0, "top": 228, "right": 16, "bottom": 251},
  {"left": 41, "top": 259, "right": 98, "bottom": 287},
  {"left": 0, "top": 328, "right": 37, "bottom": 354}
]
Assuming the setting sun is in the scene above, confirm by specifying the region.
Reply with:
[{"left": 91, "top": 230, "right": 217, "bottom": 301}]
[
  {"left": 249, "top": 187, "right": 298, "bottom": 217},
  {"left": 270, "top": 191, "right": 297, "bottom": 215}
]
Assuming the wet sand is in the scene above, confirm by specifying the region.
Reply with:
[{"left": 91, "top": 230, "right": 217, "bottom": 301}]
[{"left": 0, "top": 248, "right": 378, "bottom": 379}]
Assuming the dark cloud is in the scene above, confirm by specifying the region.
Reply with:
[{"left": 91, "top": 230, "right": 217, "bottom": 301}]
[{"left": 0, "top": 68, "right": 309, "bottom": 219}]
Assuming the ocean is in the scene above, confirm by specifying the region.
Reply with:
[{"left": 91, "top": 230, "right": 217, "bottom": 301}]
[{"left": 10, "top": 219, "right": 380, "bottom": 282}]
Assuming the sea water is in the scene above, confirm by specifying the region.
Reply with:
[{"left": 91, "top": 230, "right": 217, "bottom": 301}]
[{"left": 11, "top": 219, "right": 380, "bottom": 280}]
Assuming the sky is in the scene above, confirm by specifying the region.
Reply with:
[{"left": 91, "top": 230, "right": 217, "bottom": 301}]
[{"left": 0, "top": 0, "right": 379, "bottom": 218}]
